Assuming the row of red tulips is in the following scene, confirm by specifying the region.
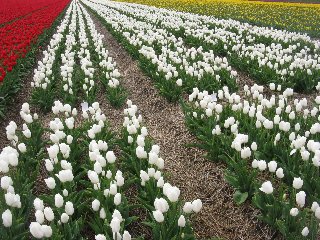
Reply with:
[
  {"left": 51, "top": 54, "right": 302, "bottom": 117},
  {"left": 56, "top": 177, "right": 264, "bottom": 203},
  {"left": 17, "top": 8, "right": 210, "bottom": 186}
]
[
  {"left": 0, "top": 0, "right": 70, "bottom": 82},
  {"left": 0, "top": 0, "right": 57, "bottom": 25}
]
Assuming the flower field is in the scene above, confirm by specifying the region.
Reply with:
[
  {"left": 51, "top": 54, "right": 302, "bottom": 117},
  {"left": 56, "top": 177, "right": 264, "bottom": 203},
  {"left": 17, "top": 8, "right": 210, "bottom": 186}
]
[
  {"left": 0, "top": 0, "right": 67, "bottom": 25},
  {"left": 0, "top": 0, "right": 320, "bottom": 239},
  {"left": 0, "top": 0, "right": 69, "bottom": 82},
  {"left": 116, "top": 0, "right": 320, "bottom": 37},
  {"left": 0, "top": 0, "right": 69, "bottom": 118}
]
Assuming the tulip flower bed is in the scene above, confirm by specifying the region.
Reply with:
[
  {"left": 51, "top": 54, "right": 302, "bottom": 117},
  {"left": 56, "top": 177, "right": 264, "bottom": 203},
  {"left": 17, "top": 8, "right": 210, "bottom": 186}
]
[
  {"left": 181, "top": 84, "right": 320, "bottom": 239},
  {"left": 0, "top": 100, "right": 202, "bottom": 239},
  {"left": 1, "top": 1, "right": 202, "bottom": 239},
  {"left": 86, "top": 0, "right": 320, "bottom": 93},
  {"left": 1, "top": 0, "right": 320, "bottom": 238},
  {"left": 81, "top": 1, "right": 320, "bottom": 238},
  {"left": 82, "top": 0, "right": 239, "bottom": 102},
  {"left": 0, "top": 0, "right": 70, "bottom": 81},
  {"left": 31, "top": 1, "right": 127, "bottom": 112},
  {"left": 115, "top": 0, "right": 320, "bottom": 38},
  {"left": 0, "top": 0, "right": 69, "bottom": 26},
  {"left": 0, "top": 0, "right": 70, "bottom": 119}
]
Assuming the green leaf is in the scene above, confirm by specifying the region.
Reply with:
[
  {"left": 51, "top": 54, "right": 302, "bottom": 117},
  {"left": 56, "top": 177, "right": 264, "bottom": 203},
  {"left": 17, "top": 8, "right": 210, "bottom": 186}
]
[
  {"left": 253, "top": 150, "right": 264, "bottom": 159},
  {"left": 252, "top": 194, "right": 264, "bottom": 210},
  {"left": 125, "top": 216, "right": 139, "bottom": 226},
  {"left": 224, "top": 172, "right": 238, "bottom": 188},
  {"left": 142, "top": 221, "right": 157, "bottom": 229},
  {"left": 233, "top": 191, "right": 248, "bottom": 205},
  {"left": 275, "top": 220, "right": 288, "bottom": 236}
]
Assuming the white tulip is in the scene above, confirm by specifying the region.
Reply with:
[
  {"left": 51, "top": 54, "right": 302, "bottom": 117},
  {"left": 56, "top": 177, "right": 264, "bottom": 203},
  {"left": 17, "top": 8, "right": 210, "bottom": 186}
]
[
  {"left": 55, "top": 194, "right": 64, "bottom": 208},
  {"left": 44, "top": 177, "right": 56, "bottom": 189},
  {"left": 183, "top": 202, "right": 193, "bottom": 214},
  {"left": 153, "top": 210, "right": 164, "bottom": 223},
  {"left": 114, "top": 193, "right": 122, "bottom": 206},
  {"left": 276, "top": 168, "right": 284, "bottom": 178},
  {"left": 192, "top": 199, "right": 203, "bottom": 213},
  {"left": 55, "top": 169, "right": 74, "bottom": 183},
  {"left": 106, "top": 151, "right": 116, "bottom": 163},
  {"left": 92, "top": 199, "right": 100, "bottom": 211},
  {"left": 154, "top": 198, "right": 169, "bottom": 213},
  {"left": 2, "top": 209, "right": 12, "bottom": 227},
  {"left": 259, "top": 181, "right": 273, "bottom": 194},
  {"left": 123, "top": 231, "right": 132, "bottom": 240},
  {"left": 290, "top": 208, "right": 299, "bottom": 217},
  {"left": 95, "top": 234, "right": 106, "bottom": 240},
  {"left": 178, "top": 215, "right": 186, "bottom": 227},
  {"left": 41, "top": 225, "right": 52, "bottom": 238},
  {"left": 34, "top": 198, "right": 44, "bottom": 211},
  {"left": 110, "top": 217, "right": 121, "bottom": 232},
  {"left": 65, "top": 201, "right": 74, "bottom": 215},
  {"left": 30, "top": 222, "right": 44, "bottom": 238},
  {"left": 100, "top": 208, "right": 106, "bottom": 219},
  {"left": 301, "top": 227, "right": 309, "bottom": 237},
  {"left": 268, "top": 161, "right": 277, "bottom": 173},
  {"left": 44, "top": 207, "right": 54, "bottom": 221},
  {"left": 296, "top": 191, "right": 306, "bottom": 208},
  {"left": 61, "top": 213, "right": 69, "bottom": 223},
  {"left": 1, "top": 176, "right": 13, "bottom": 190},
  {"left": 293, "top": 177, "right": 303, "bottom": 189}
]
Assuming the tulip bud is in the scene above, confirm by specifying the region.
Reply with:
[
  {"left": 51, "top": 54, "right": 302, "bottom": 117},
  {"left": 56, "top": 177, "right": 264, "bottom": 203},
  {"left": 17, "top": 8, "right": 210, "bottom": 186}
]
[
  {"left": 44, "top": 207, "right": 54, "bottom": 221},
  {"left": 192, "top": 199, "right": 202, "bottom": 213},
  {"left": 95, "top": 234, "right": 106, "bottom": 240},
  {"left": 2, "top": 209, "right": 12, "bottom": 227},
  {"left": 293, "top": 177, "right": 303, "bottom": 189},
  {"left": 55, "top": 194, "right": 64, "bottom": 208},
  {"left": 178, "top": 215, "right": 186, "bottom": 227},
  {"left": 276, "top": 168, "right": 284, "bottom": 179},
  {"left": 259, "top": 181, "right": 273, "bottom": 194},
  {"left": 30, "top": 222, "right": 44, "bottom": 238},
  {"left": 183, "top": 202, "right": 193, "bottom": 214},
  {"left": 290, "top": 208, "right": 299, "bottom": 217},
  {"left": 123, "top": 231, "right": 132, "bottom": 240},
  {"left": 153, "top": 210, "right": 164, "bottom": 223},
  {"left": 92, "top": 199, "right": 100, "bottom": 211},
  {"left": 61, "top": 213, "right": 69, "bottom": 223},
  {"left": 65, "top": 201, "right": 74, "bottom": 215},
  {"left": 110, "top": 217, "right": 121, "bottom": 232},
  {"left": 301, "top": 227, "right": 309, "bottom": 237},
  {"left": 114, "top": 193, "right": 121, "bottom": 206},
  {"left": 35, "top": 210, "right": 44, "bottom": 224},
  {"left": 44, "top": 177, "right": 56, "bottom": 189}
]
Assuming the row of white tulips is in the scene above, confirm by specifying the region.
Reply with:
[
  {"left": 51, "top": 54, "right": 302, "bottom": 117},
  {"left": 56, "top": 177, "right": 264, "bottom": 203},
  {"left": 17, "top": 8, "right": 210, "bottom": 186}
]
[
  {"left": 1, "top": 1, "right": 202, "bottom": 239},
  {"left": 1, "top": 2, "right": 76, "bottom": 238},
  {"left": 182, "top": 82, "right": 320, "bottom": 239},
  {"left": 81, "top": 1, "right": 320, "bottom": 238},
  {"left": 78, "top": 6, "right": 96, "bottom": 101},
  {"left": 31, "top": 3, "right": 73, "bottom": 90},
  {"left": 82, "top": 0, "right": 238, "bottom": 102},
  {"left": 78, "top": 3, "right": 127, "bottom": 108},
  {"left": 79, "top": 4, "right": 121, "bottom": 89},
  {"left": 30, "top": 2, "right": 75, "bottom": 112},
  {"left": 92, "top": 0, "right": 320, "bottom": 92},
  {"left": 31, "top": 0, "right": 126, "bottom": 111},
  {"left": 110, "top": 0, "right": 320, "bottom": 48},
  {"left": 1, "top": 99, "right": 203, "bottom": 239}
]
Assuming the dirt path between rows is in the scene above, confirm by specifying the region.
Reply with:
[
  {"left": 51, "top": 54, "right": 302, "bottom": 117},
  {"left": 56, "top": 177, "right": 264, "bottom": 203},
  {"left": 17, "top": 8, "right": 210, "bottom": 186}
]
[{"left": 88, "top": 10, "right": 277, "bottom": 240}]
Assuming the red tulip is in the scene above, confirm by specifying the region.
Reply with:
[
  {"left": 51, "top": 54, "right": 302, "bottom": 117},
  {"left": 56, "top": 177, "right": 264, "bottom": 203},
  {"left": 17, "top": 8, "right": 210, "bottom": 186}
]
[{"left": 0, "top": 0, "right": 70, "bottom": 84}]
